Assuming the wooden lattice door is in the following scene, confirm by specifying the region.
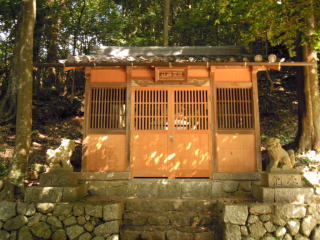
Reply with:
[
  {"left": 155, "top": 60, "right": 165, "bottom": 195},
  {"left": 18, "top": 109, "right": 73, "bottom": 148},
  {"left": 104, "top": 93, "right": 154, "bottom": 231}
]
[{"left": 131, "top": 87, "right": 211, "bottom": 178}]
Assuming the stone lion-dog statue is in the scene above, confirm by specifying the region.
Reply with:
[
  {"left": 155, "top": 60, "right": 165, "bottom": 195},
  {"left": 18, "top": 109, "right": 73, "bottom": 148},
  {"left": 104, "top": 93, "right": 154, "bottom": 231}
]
[
  {"left": 266, "top": 137, "right": 295, "bottom": 171},
  {"left": 46, "top": 139, "right": 75, "bottom": 172}
]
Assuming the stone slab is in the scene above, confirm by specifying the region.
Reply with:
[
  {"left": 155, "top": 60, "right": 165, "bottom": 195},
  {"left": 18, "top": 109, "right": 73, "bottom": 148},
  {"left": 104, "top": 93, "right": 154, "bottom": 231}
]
[
  {"left": 261, "top": 172, "right": 302, "bottom": 187},
  {"left": 40, "top": 172, "right": 79, "bottom": 187},
  {"left": 252, "top": 184, "right": 314, "bottom": 203},
  {"left": 25, "top": 185, "right": 87, "bottom": 202},
  {"left": 274, "top": 188, "right": 314, "bottom": 204},
  {"left": 252, "top": 184, "right": 275, "bottom": 203}
]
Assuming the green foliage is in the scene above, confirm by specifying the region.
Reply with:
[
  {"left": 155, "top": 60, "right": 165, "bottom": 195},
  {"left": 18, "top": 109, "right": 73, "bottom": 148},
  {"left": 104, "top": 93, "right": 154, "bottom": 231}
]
[{"left": 217, "top": 0, "right": 320, "bottom": 55}]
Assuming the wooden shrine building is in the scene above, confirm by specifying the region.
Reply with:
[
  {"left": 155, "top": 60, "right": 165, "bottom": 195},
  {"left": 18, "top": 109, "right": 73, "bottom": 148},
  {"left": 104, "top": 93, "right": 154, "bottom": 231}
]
[{"left": 63, "top": 46, "right": 295, "bottom": 179}]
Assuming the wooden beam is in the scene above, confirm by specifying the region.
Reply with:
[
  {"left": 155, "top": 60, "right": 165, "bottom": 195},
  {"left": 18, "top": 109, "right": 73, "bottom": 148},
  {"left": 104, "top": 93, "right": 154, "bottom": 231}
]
[{"left": 34, "top": 61, "right": 316, "bottom": 68}]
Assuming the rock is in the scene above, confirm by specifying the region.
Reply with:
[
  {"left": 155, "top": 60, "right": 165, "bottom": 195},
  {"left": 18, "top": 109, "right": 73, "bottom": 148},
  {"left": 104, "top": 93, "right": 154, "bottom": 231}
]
[
  {"left": 4, "top": 215, "right": 27, "bottom": 230},
  {"left": 239, "top": 181, "right": 252, "bottom": 192},
  {"left": 53, "top": 204, "right": 72, "bottom": 216},
  {"left": 36, "top": 203, "right": 55, "bottom": 214},
  {"left": 84, "top": 222, "right": 94, "bottom": 232},
  {"left": 85, "top": 205, "right": 102, "bottom": 218},
  {"left": 301, "top": 215, "right": 317, "bottom": 237},
  {"left": 223, "top": 181, "right": 239, "bottom": 193},
  {"left": 283, "top": 233, "right": 293, "bottom": 240},
  {"left": 275, "top": 205, "right": 306, "bottom": 219},
  {"left": 47, "top": 216, "right": 63, "bottom": 229},
  {"left": 223, "top": 205, "right": 248, "bottom": 225},
  {"left": 260, "top": 214, "right": 271, "bottom": 222},
  {"left": 0, "top": 230, "right": 9, "bottom": 240},
  {"left": 78, "top": 232, "right": 92, "bottom": 240},
  {"left": 224, "top": 223, "right": 241, "bottom": 240},
  {"left": 94, "top": 221, "right": 120, "bottom": 236},
  {"left": 250, "top": 205, "right": 273, "bottom": 215},
  {"left": 287, "top": 219, "right": 300, "bottom": 236},
  {"left": 92, "top": 237, "right": 104, "bottom": 240},
  {"left": 240, "top": 226, "right": 248, "bottom": 236},
  {"left": 294, "top": 234, "right": 309, "bottom": 240},
  {"left": 77, "top": 216, "right": 86, "bottom": 225},
  {"left": 141, "top": 231, "right": 165, "bottom": 240},
  {"left": 148, "top": 216, "right": 169, "bottom": 225},
  {"left": 264, "top": 221, "right": 276, "bottom": 232},
  {"left": 30, "top": 222, "right": 52, "bottom": 239},
  {"left": 271, "top": 215, "right": 286, "bottom": 226},
  {"left": 64, "top": 216, "right": 77, "bottom": 226},
  {"left": 262, "top": 235, "right": 276, "bottom": 240},
  {"left": 167, "top": 230, "right": 193, "bottom": 240},
  {"left": 194, "top": 231, "right": 213, "bottom": 240},
  {"left": 249, "top": 221, "right": 267, "bottom": 238},
  {"left": 40, "top": 214, "right": 47, "bottom": 222},
  {"left": 312, "top": 226, "right": 320, "bottom": 240},
  {"left": 17, "top": 203, "right": 35, "bottom": 216},
  {"left": 0, "top": 202, "right": 16, "bottom": 221},
  {"left": 73, "top": 204, "right": 84, "bottom": 216},
  {"left": 9, "top": 231, "right": 17, "bottom": 240},
  {"left": 275, "top": 226, "right": 287, "bottom": 237},
  {"left": 18, "top": 227, "right": 33, "bottom": 240},
  {"left": 66, "top": 225, "right": 84, "bottom": 240},
  {"left": 103, "top": 203, "right": 122, "bottom": 221},
  {"left": 107, "top": 234, "right": 119, "bottom": 240},
  {"left": 52, "top": 229, "right": 67, "bottom": 240},
  {"left": 247, "top": 215, "right": 259, "bottom": 224},
  {"left": 27, "top": 213, "right": 42, "bottom": 227}
]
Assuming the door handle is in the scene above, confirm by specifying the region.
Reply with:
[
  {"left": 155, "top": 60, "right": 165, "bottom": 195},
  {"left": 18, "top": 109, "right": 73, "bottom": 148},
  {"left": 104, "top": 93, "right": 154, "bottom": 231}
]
[{"left": 169, "top": 136, "right": 174, "bottom": 142}]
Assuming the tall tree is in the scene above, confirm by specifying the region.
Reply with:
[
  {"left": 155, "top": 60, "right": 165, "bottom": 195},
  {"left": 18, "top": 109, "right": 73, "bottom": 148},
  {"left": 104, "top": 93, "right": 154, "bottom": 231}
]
[
  {"left": 218, "top": 0, "right": 320, "bottom": 152},
  {"left": 0, "top": 0, "right": 36, "bottom": 200},
  {"left": 163, "top": 0, "right": 170, "bottom": 46}
]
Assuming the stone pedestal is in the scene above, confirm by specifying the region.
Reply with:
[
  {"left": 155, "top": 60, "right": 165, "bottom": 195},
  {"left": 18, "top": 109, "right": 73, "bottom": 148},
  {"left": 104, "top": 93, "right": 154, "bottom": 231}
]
[
  {"left": 253, "top": 171, "right": 314, "bottom": 204},
  {"left": 40, "top": 171, "right": 79, "bottom": 187},
  {"left": 25, "top": 171, "right": 87, "bottom": 203}
]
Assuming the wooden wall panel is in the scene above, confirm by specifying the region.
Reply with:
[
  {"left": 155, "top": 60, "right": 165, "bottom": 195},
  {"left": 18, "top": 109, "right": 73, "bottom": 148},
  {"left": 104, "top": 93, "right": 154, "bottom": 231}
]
[
  {"left": 131, "top": 133, "right": 168, "bottom": 177},
  {"left": 131, "top": 68, "right": 154, "bottom": 79},
  {"left": 90, "top": 68, "right": 126, "bottom": 82},
  {"left": 215, "top": 68, "right": 251, "bottom": 82},
  {"left": 84, "top": 134, "right": 127, "bottom": 172},
  {"left": 188, "top": 68, "right": 209, "bottom": 78},
  {"left": 216, "top": 133, "right": 256, "bottom": 172}
]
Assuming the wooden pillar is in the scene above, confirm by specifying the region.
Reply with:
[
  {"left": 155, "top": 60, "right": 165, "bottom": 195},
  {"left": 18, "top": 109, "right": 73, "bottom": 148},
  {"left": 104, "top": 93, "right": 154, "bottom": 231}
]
[
  {"left": 126, "top": 66, "right": 133, "bottom": 173},
  {"left": 210, "top": 66, "right": 217, "bottom": 176},
  {"left": 251, "top": 67, "right": 262, "bottom": 171}
]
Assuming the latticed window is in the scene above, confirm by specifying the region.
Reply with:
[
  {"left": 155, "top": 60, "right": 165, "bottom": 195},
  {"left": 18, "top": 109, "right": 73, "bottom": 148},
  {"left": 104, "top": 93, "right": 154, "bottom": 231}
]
[
  {"left": 216, "top": 87, "right": 253, "bottom": 129},
  {"left": 89, "top": 87, "right": 126, "bottom": 130}
]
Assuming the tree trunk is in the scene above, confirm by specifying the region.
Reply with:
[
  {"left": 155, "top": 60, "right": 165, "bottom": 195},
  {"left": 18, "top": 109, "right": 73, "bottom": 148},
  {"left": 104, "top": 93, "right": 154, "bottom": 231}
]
[
  {"left": 163, "top": 0, "right": 170, "bottom": 46},
  {"left": 45, "top": 0, "right": 62, "bottom": 91},
  {"left": 0, "top": 0, "right": 36, "bottom": 200},
  {"left": 297, "top": 3, "right": 320, "bottom": 152},
  {"left": 298, "top": 45, "right": 320, "bottom": 152}
]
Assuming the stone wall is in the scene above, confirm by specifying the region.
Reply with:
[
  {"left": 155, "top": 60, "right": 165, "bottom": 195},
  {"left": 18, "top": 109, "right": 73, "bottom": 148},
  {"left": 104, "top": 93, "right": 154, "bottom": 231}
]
[
  {"left": 222, "top": 203, "right": 320, "bottom": 240},
  {"left": 0, "top": 201, "right": 123, "bottom": 240}
]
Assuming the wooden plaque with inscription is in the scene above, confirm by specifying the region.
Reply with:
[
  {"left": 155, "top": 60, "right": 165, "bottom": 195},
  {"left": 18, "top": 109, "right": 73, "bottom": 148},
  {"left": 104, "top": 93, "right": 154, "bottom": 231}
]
[{"left": 155, "top": 68, "right": 187, "bottom": 82}]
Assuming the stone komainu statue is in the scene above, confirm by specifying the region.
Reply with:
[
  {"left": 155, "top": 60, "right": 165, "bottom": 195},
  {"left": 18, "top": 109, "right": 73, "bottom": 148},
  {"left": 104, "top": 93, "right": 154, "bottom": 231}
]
[
  {"left": 46, "top": 139, "right": 75, "bottom": 171},
  {"left": 266, "top": 137, "right": 295, "bottom": 171}
]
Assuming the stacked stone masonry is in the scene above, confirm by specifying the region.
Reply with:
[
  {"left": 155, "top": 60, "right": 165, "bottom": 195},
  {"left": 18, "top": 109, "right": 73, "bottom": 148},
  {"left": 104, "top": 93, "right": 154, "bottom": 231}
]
[
  {"left": 0, "top": 201, "right": 123, "bottom": 240},
  {"left": 223, "top": 203, "right": 320, "bottom": 240}
]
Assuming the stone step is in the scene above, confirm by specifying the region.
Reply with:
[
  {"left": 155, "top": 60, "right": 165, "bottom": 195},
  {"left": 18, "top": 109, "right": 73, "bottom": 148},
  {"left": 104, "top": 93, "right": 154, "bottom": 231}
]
[
  {"left": 25, "top": 184, "right": 87, "bottom": 203},
  {"left": 87, "top": 179, "right": 255, "bottom": 199},
  {"left": 124, "top": 197, "right": 253, "bottom": 212},
  {"left": 121, "top": 226, "right": 216, "bottom": 240},
  {"left": 123, "top": 211, "right": 217, "bottom": 228}
]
